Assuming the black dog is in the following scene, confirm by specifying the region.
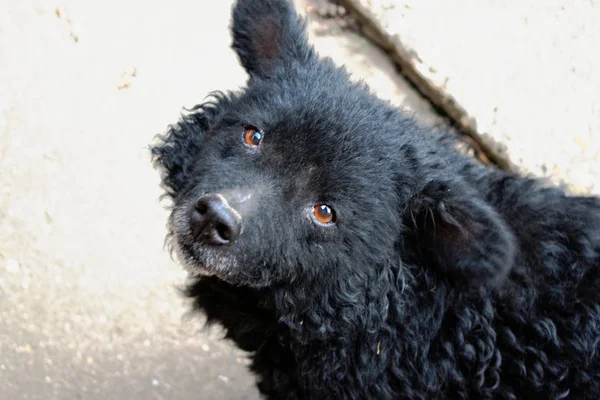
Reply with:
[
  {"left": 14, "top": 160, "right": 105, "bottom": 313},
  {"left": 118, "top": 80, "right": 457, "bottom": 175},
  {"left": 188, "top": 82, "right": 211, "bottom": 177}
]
[{"left": 151, "top": 0, "right": 600, "bottom": 398}]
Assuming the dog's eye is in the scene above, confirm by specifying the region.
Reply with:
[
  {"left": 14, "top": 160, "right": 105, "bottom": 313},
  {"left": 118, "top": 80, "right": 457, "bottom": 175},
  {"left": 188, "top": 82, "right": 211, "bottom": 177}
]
[
  {"left": 313, "top": 204, "right": 335, "bottom": 225},
  {"left": 243, "top": 127, "right": 263, "bottom": 147}
]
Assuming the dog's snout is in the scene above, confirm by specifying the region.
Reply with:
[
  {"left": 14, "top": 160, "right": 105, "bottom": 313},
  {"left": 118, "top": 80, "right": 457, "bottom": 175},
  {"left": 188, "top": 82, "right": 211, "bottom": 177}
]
[{"left": 191, "top": 194, "right": 242, "bottom": 245}]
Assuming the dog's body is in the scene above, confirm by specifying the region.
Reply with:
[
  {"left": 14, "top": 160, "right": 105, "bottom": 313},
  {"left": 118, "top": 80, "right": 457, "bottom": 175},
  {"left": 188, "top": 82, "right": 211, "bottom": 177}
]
[{"left": 152, "top": 0, "right": 600, "bottom": 398}]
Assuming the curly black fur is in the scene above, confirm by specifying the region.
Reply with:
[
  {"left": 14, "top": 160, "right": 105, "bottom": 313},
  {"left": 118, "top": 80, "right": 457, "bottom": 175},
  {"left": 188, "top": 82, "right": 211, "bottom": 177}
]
[{"left": 151, "top": 0, "right": 600, "bottom": 398}]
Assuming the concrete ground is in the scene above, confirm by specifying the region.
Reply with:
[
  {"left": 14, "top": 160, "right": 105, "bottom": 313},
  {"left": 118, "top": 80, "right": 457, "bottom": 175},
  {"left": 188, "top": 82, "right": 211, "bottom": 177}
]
[
  {"left": 356, "top": 0, "right": 600, "bottom": 195},
  {"left": 0, "top": 1, "right": 438, "bottom": 399}
]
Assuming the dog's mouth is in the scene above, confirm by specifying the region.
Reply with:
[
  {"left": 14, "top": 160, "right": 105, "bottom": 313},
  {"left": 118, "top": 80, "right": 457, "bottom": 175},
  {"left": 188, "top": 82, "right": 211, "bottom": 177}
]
[
  {"left": 175, "top": 238, "right": 232, "bottom": 276},
  {"left": 172, "top": 234, "right": 262, "bottom": 286},
  {"left": 168, "top": 197, "right": 265, "bottom": 285}
]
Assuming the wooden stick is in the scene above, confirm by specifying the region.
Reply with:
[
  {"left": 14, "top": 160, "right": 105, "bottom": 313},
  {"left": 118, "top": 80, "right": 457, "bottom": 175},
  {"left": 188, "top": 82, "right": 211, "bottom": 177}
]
[{"left": 337, "top": 0, "right": 513, "bottom": 170}]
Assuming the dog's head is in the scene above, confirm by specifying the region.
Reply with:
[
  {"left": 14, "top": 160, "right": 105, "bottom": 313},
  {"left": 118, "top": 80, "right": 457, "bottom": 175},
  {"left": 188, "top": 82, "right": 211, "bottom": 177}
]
[{"left": 152, "top": 0, "right": 515, "bottom": 303}]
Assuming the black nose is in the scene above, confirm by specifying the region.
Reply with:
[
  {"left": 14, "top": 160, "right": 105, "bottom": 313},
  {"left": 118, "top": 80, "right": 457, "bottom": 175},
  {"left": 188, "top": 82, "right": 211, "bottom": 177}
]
[{"left": 191, "top": 194, "right": 242, "bottom": 245}]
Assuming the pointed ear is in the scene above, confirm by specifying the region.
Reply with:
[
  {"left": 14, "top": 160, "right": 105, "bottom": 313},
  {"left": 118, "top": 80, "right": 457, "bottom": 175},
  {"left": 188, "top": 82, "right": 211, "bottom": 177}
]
[
  {"left": 406, "top": 179, "right": 516, "bottom": 286},
  {"left": 231, "top": 0, "right": 314, "bottom": 78}
]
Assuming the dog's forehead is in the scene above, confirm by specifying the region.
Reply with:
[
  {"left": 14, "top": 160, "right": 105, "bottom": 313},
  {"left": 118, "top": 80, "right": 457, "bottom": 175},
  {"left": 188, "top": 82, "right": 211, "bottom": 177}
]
[
  {"left": 242, "top": 81, "right": 375, "bottom": 142},
  {"left": 233, "top": 66, "right": 400, "bottom": 186},
  {"left": 240, "top": 62, "right": 362, "bottom": 122}
]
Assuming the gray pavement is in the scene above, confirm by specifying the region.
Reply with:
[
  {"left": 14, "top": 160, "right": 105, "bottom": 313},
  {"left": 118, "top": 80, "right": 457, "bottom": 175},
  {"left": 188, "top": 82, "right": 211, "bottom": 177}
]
[{"left": 0, "top": 1, "right": 438, "bottom": 399}]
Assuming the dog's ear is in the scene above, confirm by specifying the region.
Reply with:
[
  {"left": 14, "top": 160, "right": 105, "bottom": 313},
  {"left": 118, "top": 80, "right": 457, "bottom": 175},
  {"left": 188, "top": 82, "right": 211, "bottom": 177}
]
[
  {"left": 151, "top": 94, "right": 228, "bottom": 198},
  {"left": 406, "top": 179, "right": 516, "bottom": 286},
  {"left": 231, "top": 0, "right": 314, "bottom": 78}
]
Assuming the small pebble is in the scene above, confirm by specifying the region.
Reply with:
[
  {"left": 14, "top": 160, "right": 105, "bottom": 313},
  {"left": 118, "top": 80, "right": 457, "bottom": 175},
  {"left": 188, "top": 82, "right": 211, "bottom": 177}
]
[{"left": 5, "top": 259, "right": 20, "bottom": 273}]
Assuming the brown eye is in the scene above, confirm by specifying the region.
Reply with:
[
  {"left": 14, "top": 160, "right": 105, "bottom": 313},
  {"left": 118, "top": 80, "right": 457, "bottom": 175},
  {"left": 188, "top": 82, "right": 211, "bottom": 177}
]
[
  {"left": 313, "top": 204, "right": 335, "bottom": 225},
  {"left": 243, "top": 127, "right": 263, "bottom": 147}
]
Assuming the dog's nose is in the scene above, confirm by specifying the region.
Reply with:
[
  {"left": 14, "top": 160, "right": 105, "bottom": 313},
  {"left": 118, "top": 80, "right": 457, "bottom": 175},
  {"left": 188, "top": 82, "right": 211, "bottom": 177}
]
[{"left": 191, "top": 194, "right": 242, "bottom": 245}]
